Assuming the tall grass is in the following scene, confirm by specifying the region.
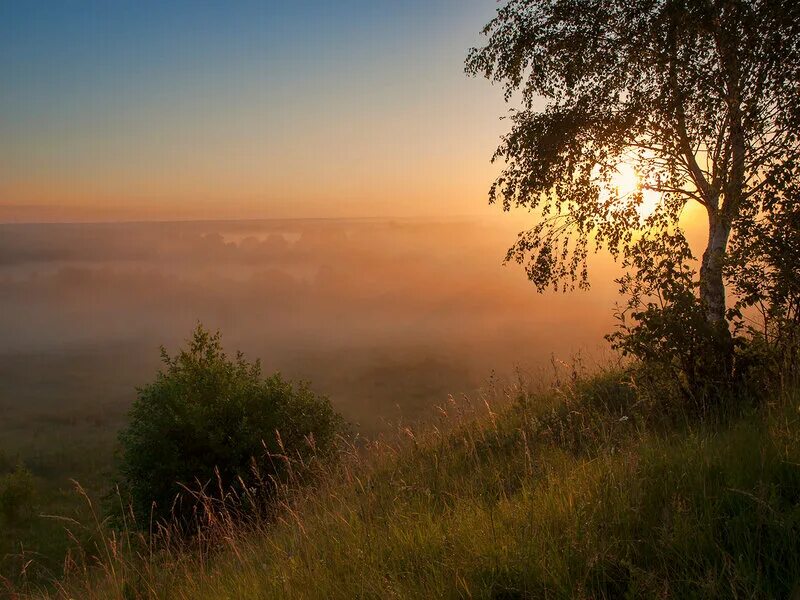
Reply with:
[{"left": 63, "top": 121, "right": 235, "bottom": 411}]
[{"left": 24, "top": 369, "right": 800, "bottom": 599}]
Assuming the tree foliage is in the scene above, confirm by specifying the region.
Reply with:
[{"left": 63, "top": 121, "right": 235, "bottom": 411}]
[
  {"left": 116, "top": 325, "right": 345, "bottom": 526},
  {"left": 466, "top": 0, "right": 800, "bottom": 360},
  {"left": 606, "top": 232, "right": 720, "bottom": 393},
  {"left": 727, "top": 165, "right": 800, "bottom": 376}
]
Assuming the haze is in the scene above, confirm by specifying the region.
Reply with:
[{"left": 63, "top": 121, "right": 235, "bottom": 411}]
[
  {"left": 0, "top": 1, "right": 718, "bottom": 436},
  {"left": 0, "top": 218, "right": 622, "bottom": 434},
  {"left": 0, "top": 0, "right": 641, "bottom": 434}
]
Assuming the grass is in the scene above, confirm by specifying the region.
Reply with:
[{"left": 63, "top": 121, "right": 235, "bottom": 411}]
[
  {"left": 0, "top": 345, "right": 139, "bottom": 591},
  {"left": 0, "top": 413, "right": 121, "bottom": 592},
  {"left": 21, "top": 370, "right": 800, "bottom": 598}
]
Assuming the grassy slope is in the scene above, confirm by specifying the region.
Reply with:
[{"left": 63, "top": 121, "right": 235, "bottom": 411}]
[
  {"left": 0, "top": 346, "right": 136, "bottom": 589},
  {"left": 55, "top": 373, "right": 800, "bottom": 599},
  {"left": 0, "top": 417, "right": 119, "bottom": 589}
]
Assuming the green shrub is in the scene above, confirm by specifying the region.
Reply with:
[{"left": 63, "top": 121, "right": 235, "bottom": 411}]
[
  {"left": 727, "top": 169, "right": 800, "bottom": 383},
  {"left": 115, "top": 325, "right": 345, "bottom": 527},
  {"left": 0, "top": 463, "right": 36, "bottom": 523},
  {"left": 607, "top": 231, "right": 738, "bottom": 409}
]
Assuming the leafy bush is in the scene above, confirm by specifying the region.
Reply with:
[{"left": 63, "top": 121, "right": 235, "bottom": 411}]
[
  {"left": 727, "top": 170, "right": 800, "bottom": 383},
  {"left": 607, "top": 231, "right": 736, "bottom": 408},
  {"left": 115, "top": 325, "right": 345, "bottom": 526},
  {"left": 0, "top": 463, "right": 36, "bottom": 523},
  {"left": 606, "top": 224, "right": 800, "bottom": 410}
]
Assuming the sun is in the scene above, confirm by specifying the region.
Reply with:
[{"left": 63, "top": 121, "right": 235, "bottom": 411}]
[{"left": 609, "top": 162, "right": 661, "bottom": 219}]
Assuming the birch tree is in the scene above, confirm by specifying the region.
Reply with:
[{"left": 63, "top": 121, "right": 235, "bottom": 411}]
[{"left": 467, "top": 0, "right": 800, "bottom": 369}]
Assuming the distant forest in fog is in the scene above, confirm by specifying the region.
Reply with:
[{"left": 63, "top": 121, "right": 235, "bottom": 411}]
[{"left": 0, "top": 218, "right": 619, "bottom": 433}]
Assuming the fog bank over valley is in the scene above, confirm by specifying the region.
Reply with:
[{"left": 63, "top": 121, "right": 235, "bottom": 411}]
[{"left": 0, "top": 218, "right": 620, "bottom": 434}]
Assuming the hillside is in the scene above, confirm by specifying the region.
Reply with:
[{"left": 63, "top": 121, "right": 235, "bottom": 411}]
[{"left": 48, "top": 370, "right": 800, "bottom": 599}]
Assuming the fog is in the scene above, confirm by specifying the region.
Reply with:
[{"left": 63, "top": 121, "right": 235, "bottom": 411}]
[{"left": 0, "top": 218, "right": 621, "bottom": 433}]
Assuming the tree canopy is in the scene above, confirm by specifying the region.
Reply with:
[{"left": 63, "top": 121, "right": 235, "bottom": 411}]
[{"left": 466, "top": 0, "right": 800, "bottom": 346}]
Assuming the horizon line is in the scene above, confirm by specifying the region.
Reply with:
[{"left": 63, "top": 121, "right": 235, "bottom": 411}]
[{"left": 0, "top": 213, "right": 495, "bottom": 228}]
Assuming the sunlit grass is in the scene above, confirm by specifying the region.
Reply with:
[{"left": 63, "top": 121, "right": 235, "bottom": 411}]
[{"left": 30, "top": 372, "right": 800, "bottom": 599}]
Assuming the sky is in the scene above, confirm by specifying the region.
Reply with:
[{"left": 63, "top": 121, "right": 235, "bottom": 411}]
[{"left": 0, "top": 1, "right": 510, "bottom": 222}]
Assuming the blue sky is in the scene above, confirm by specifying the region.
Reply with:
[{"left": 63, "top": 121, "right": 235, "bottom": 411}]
[{"left": 1, "top": 1, "right": 510, "bottom": 221}]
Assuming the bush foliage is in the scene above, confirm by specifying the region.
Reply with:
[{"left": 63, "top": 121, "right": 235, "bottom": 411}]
[{"left": 115, "top": 325, "right": 345, "bottom": 526}]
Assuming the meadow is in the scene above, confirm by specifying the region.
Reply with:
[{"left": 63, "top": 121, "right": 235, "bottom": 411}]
[
  {"left": 5, "top": 218, "right": 793, "bottom": 598},
  {"left": 0, "top": 218, "right": 617, "bottom": 591},
  {"left": 43, "top": 366, "right": 800, "bottom": 599}
]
